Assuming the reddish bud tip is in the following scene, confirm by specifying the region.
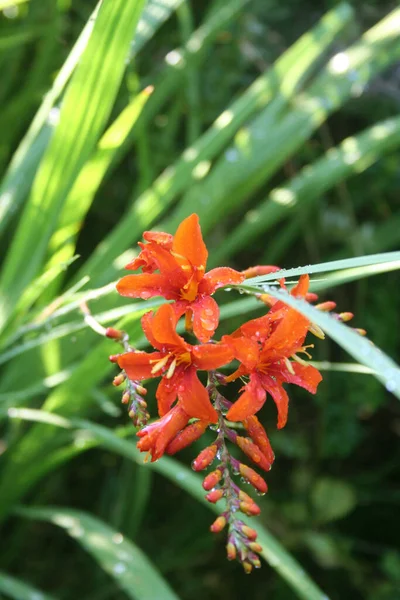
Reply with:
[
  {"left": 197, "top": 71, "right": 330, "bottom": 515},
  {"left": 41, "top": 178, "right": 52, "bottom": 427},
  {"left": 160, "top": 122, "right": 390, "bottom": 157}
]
[
  {"left": 167, "top": 420, "right": 209, "bottom": 455},
  {"left": 136, "top": 384, "right": 147, "bottom": 396},
  {"left": 203, "top": 469, "right": 223, "bottom": 491},
  {"left": 192, "top": 444, "right": 218, "bottom": 471},
  {"left": 105, "top": 327, "right": 124, "bottom": 340},
  {"left": 355, "top": 328, "right": 367, "bottom": 336},
  {"left": 109, "top": 354, "right": 121, "bottom": 363},
  {"left": 248, "top": 542, "right": 263, "bottom": 553},
  {"left": 206, "top": 489, "right": 224, "bottom": 504},
  {"left": 210, "top": 516, "right": 227, "bottom": 533},
  {"left": 243, "top": 416, "right": 275, "bottom": 465},
  {"left": 305, "top": 292, "right": 319, "bottom": 302}
]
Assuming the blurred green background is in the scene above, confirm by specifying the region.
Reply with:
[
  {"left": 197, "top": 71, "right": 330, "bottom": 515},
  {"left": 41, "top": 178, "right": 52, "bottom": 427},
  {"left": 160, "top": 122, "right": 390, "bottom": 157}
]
[{"left": 0, "top": 0, "right": 399, "bottom": 599}]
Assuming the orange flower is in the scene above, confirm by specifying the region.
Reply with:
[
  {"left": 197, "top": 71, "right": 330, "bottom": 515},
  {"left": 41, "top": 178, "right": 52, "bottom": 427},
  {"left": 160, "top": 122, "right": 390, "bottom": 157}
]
[
  {"left": 116, "top": 214, "right": 244, "bottom": 342},
  {"left": 224, "top": 275, "right": 322, "bottom": 424},
  {"left": 136, "top": 404, "right": 190, "bottom": 462},
  {"left": 117, "top": 304, "right": 233, "bottom": 422}
]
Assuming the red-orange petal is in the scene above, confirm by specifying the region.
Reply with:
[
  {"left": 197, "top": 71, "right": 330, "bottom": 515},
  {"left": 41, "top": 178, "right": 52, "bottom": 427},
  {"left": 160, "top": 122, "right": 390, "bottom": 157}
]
[
  {"left": 137, "top": 405, "right": 189, "bottom": 461},
  {"left": 116, "top": 273, "right": 178, "bottom": 300},
  {"left": 261, "top": 308, "right": 309, "bottom": 362},
  {"left": 166, "top": 420, "right": 209, "bottom": 454},
  {"left": 156, "top": 375, "right": 179, "bottom": 417},
  {"left": 291, "top": 274, "right": 310, "bottom": 297},
  {"left": 192, "top": 342, "right": 233, "bottom": 371},
  {"left": 150, "top": 304, "right": 189, "bottom": 352},
  {"left": 143, "top": 231, "right": 174, "bottom": 247},
  {"left": 222, "top": 335, "right": 260, "bottom": 371},
  {"left": 199, "top": 267, "right": 245, "bottom": 295},
  {"left": 237, "top": 313, "right": 271, "bottom": 343},
  {"left": 282, "top": 362, "right": 322, "bottom": 394},
  {"left": 117, "top": 351, "right": 163, "bottom": 380},
  {"left": 172, "top": 214, "right": 208, "bottom": 269},
  {"left": 178, "top": 367, "right": 218, "bottom": 422},
  {"left": 191, "top": 295, "right": 219, "bottom": 342},
  {"left": 259, "top": 374, "right": 289, "bottom": 429},
  {"left": 226, "top": 374, "right": 266, "bottom": 421}
]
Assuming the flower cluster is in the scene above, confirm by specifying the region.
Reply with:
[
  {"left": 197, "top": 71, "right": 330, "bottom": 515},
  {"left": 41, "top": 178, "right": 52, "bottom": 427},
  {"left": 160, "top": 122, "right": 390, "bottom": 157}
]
[{"left": 109, "top": 213, "right": 360, "bottom": 572}]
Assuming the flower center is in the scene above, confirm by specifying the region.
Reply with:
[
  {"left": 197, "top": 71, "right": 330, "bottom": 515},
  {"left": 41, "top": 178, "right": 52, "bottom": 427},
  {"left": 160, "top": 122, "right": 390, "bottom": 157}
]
[{"left": 150, "top": 351, "right": 192, "bottom": 379}]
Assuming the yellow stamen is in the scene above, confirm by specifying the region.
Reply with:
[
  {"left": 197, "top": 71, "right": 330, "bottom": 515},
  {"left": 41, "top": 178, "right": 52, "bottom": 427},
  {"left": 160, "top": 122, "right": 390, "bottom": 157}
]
[
  {"left": 284, "top": 357, "right": 295, "bottom": 375},
  {"left": 185, "top": 309, "right": 193, "bottom": 333},
  {"left": 292, "top": 354, "right": 309, "bottom": 367},
  {"left": 166, "top": 358, "right": 177, "bottom": 379},
  {"left": 150, "top": 354, "right": 169, "bottom": 374}
]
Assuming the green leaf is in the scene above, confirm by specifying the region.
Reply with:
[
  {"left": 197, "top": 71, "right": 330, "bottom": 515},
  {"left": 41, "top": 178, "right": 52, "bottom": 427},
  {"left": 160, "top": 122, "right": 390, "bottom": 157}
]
[
  {"left": 311, "top": 478, "right": 357, "bottom": 523},
  {"left": 16, "top": 506, "right": 180, "bottom": 600},
  {"left": 0, "top": 570, "right": 56, "bottom": 600},
  {"left": 0, "top": 0, "right": 147, "bottom": 334},
  {"left": 212, "top": 116, "right": 400, "bottom": 264},
  {"left": 75, "top": 2, "right": 354, "bottom": 287}
]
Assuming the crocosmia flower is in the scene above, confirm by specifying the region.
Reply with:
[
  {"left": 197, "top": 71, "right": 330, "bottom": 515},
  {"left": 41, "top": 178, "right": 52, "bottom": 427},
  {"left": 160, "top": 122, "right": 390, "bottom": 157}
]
[
  {"left": 117, "top": 303, "right": 233, "bottom": 422},
  {"left": 116, "top": 213, "right": 245, "bottom": 342},
  {"left": 224, "top": 275, "right": 322, "bottom": 424}
]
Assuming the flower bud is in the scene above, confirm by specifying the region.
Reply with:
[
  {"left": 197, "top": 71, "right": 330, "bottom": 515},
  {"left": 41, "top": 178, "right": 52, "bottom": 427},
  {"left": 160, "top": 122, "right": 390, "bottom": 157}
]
[
  {"left": 236, "top": 436, "right": 271, "bottom": 471},
  {"left": 203, "top": 469, "right": 223, "bottom": 491},
  {"left": 240, "top": 525, "right": 258, "bottom": 541},
  {"left": 242, "top": 561, "right": 253, "bottom": 574},
  {"left": 239, "top": 502, "right": 261, "bottom": 517},
  {"left": 166, "top": 420, "right": 209, "bottom": 455},
  {"left": 338, "top": 312, "right": 354, "bottom": 322},
  {"left": 305, "top": 292, "right": 319, "bottom": 302},
  {"left": 121, "top": 391, "right": 130, "bottom": 404},
  {"left": 315, "top": 301, "right": 336, "bottom": 312},
  {"left": 113, "top": 373, "right": 125, "bottom": 386},
  {"left": 210, "top": 516, "right": 226, "bottom": 533},
  {"left": 109, "top": 354, "right": 121, "bottom": 363},
  {"left": 248, "top": 542, "right": 263, "bottom": 553},
  {"left": 105, "top": 327, "right": 124, "bottom": 340},
  {"left": 192, "top": 444, "right": 218, "bottom": 471},
  {"left": 239, "top": 464, "right": 268, "bottom": 494},
  {"left": 206, "top": 489, "right": 224, "bottom": 503},
  {"left": 243, "top": 415, "right": 274, "bottom": 464},
  {"left": 242, "top": 265, "right": 280, "bottom": 279},
  {"left": 226, "top": 542, "right": 237, "bottom": 561}
]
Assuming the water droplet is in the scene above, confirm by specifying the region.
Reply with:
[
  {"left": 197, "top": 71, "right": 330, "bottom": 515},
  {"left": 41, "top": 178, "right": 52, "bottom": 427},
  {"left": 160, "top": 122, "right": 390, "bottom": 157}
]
[
  {"left": 113, "top": 562, "right": 127, "bottom": 575},
  {"left": 204, "top": 308, "right": 214, "bottom": 317},
  {"left": 112, "top": 533, "right": 124, "bottom": 544}
]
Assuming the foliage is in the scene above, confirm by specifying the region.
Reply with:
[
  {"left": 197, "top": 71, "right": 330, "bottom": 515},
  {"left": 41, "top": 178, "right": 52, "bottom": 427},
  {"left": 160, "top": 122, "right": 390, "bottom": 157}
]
[{"left": 0, "top": 0, "right": 399, "bottom": 599}]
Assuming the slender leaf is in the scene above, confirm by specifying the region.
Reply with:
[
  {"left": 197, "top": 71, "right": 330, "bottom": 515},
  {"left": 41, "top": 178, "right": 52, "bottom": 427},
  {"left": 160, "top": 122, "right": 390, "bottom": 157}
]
[
  {"left": 0, "top": 0, "right": 147, "bottom": 333},
  {"left": 16, "top": 507, "right": 180, "bottom": 600},
  {"left": 0, "top": 571, "right": 56, "bottom": 600}
]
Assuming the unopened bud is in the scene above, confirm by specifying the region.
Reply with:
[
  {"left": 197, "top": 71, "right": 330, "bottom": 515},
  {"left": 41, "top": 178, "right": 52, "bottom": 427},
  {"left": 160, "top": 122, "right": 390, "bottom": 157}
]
[
  {"left": 109, "top": 354, "right": 121, "bottom": 363},
  {"left": 258, "top": 293, "right": 275, "bottom": 307},
  {"left": 308, "top": 323, "right": 325, "bottom": 339},
  {"left": 305, "top": 292, "right": 319, "bottom": 302},
  {"left": 206, "top": 489, "right": 224, "bottom": 503},
  {"left": 210, "top": 516, "right": 226, "bottom": 533},
  {"left": 315, "top": 301, "right": 336, "bottom": 312},
  {"left": 242, "top": 561, "right": 253, "bottom": 574},
  {"left": 240, "top": 525, "right": 258, "bottom": 541},
  {"left": 167, "top": 421, "right": 209, "bottom": 455},
  {"left": 239, "top": 502, "right": 261, "bottom": 516},
  {"left": 242, "top": 265, "right": 280, "bottom": 279},
  {"left": 113, "top": 373, "right": 125, "bottom": 386},
  {"left": 136, "top": 384, "right": 147, "bottom": 395},
  {"left": 121, "top": 391, "right": 130, "bottom": 404},
  {"left": 203, "top": 469, "right": 223, "bottom": 491},
  {"left": 239, "top": 464, "right": 268, "bottom": 494},
  {"left": 105, "top": 327, "right": 124, "bottom": 340},
  {"left": 226, "top": 542, "right": 237, "bottom": 561},
  {"left": 338, "top": 312, "right": 354, "bottom": 322},
  {"left": 243, "top": 415, "right": 274, "bottom": 464},
  {"left": 236, "top": 436, "right": 271, "bottom": 471},
  {"left": 248, "top": 553, "right": 261, "bottom": 569},
  {"left": 192, "top": 444, "right": 218, "bottom": 471},
  {"left": 355, "top": 328, "right": 367, "bottom": 336},
  {"left": 248, "top": 542, "right": 263, "bottom": 553}
]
